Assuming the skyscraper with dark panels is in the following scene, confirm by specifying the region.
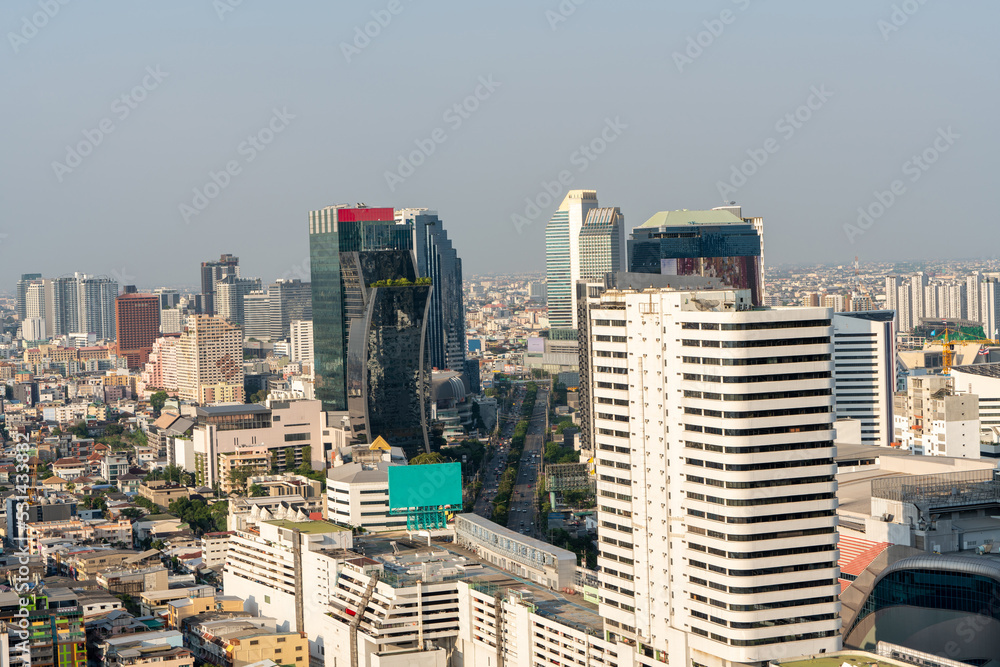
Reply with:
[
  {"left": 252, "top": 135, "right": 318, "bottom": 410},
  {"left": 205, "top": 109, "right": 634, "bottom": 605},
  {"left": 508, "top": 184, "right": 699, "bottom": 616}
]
[
  {"left": 627, "top": 207, "right": 764, "bottom": 306},
  {"left": 199, "top": 253, "right": 239, "bottom": 315},
  {"left": 309, "top": 205, "right": 432, "bottom": 455},
  {"left": 398, "top": 208, "right": 467, "bottom": 373}
]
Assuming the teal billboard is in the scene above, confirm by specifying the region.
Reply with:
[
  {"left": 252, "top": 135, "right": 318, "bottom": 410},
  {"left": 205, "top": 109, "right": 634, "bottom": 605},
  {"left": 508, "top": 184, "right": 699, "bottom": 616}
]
[{"left": 388, "top": 462, "right": 463, "bottom": 510}]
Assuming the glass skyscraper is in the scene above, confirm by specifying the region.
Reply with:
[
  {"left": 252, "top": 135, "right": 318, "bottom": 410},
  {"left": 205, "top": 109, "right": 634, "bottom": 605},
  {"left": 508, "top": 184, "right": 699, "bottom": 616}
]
[
  {"left": 309, "top": 205, "right": 431, "bottom": 455},
  {"left": 398, "top": 208, "right": 467, "bottom": 373},
  {"left": 627, "top": 208, "right": 764, "bottom": 306}
]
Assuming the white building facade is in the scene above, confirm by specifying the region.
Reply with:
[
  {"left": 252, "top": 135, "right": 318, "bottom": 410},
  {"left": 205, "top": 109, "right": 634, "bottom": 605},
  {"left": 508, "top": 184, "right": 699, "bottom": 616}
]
[
  {"left": 586, "top": 287, "right": 841, "bottom": 665},
  {"left": 832, "top": 311, "right": 896, "bottom": 447}
]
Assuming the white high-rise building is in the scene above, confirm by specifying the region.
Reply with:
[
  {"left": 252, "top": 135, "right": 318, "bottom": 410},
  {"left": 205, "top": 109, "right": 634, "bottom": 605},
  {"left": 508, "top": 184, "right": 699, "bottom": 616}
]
[
  {"left": 896, "top": 283, "right": 914, "bottom": 332},
  {"left": 22, "top": 317, "right": 46, "bottom": 341},
  {"left": 160, "top": 308, "right": 184, "bottom": 335},
  {"left": 586, "top": 287, "right": 840, "bottom": 663},
  {"left": 833, "top": 311, "right": 896, "bottom": 447},
  {"left": 941, "top": 283, "right": 967, "bottom": 320},
  {"left": 911, "top": 272, "right": 928, "bottom": 324},
  {"left": 968, "top": 272, "right": 982, "bottom": 323},
  {"left": 289, "top": 319, "right": 313, "bottom": 368},
  {"left": 980, "top": 279, "right": 1000, "bottom": 340},
  {"left": 884, "top": 275, "right": 899, "bottom": 314},
  {"left": 545, "top": 189, "right": 599, "bottom": 331},
  {"left": 924, "top": 284, "right": 939, "bottom": 320}
]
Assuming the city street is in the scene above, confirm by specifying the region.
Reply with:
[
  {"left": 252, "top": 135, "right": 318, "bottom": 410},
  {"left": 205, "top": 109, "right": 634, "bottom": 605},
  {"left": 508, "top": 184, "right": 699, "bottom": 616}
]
[
  {"left": 508, "top": 385, "right": 547, "bottom": 538},
  {"left": 473, "top": 383, "right": 548, "bottom": 539}
]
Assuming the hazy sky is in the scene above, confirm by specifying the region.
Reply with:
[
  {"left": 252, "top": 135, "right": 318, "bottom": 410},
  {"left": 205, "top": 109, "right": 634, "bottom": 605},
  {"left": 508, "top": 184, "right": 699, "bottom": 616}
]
[{"left": 3, "top": 1, "right": 997, "bottom": 290}]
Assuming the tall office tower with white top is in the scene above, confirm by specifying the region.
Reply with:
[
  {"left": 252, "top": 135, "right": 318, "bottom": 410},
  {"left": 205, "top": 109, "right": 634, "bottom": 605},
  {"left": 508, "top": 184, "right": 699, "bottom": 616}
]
[{"left": 587, "top": 287, "right": 840, "bottom": 665}]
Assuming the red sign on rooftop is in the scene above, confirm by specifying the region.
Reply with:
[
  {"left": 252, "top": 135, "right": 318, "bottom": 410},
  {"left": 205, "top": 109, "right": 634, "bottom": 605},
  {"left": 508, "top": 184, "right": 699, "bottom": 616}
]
[{"left": 336, "top": 207, "right": 394, "bottom": 223}]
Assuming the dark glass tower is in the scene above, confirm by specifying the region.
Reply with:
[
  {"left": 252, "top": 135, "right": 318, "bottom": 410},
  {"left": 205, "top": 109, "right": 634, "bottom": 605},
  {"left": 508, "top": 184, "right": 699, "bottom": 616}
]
[
  {"left": 400, "top": 209, "right": 466, "bottom": 373},
  {"left": 199, "top": 253, "right": 239, "bottom": 315},
  {"left": 627, "top": 209, "right": 763, "bottom": 306},
  {"left": 309, "top": 206, "right": 430, "bottom": 455}
]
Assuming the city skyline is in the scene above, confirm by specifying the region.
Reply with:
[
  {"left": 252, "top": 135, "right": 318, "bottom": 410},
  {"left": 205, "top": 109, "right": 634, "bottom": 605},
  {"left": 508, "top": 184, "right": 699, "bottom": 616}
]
[{"left": 4, "top": 1, "right": 997, "bottom": 288}]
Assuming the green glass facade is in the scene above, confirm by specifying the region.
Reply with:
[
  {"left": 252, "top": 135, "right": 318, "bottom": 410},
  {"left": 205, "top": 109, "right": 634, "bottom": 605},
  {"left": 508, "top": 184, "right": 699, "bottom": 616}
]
[{"left": 309, "top": 207, "right": 431, "bottom": 455}]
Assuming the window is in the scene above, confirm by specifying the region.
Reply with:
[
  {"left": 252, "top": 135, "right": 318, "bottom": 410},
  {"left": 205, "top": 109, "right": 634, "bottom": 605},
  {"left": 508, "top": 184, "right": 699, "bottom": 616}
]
[{"left": 284, "top": 433, "right": 310, "bottom": 442}]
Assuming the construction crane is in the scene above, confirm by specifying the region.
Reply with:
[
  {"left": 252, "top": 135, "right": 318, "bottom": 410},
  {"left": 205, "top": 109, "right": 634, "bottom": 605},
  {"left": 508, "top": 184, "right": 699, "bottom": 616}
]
[{"left": 925, "top": 328, "right": 999, "bottom": 374}]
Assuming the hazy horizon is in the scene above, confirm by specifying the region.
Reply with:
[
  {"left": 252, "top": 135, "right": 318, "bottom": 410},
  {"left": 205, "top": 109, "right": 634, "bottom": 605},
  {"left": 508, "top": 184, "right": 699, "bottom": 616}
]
[{"left": 4, "top": 1, "right": 997, "bottom": 289}]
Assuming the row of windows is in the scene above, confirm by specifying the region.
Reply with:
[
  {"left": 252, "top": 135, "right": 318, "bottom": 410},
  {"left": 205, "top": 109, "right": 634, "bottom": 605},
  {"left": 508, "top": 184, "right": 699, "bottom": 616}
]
[
  {"left": 686, "top": 474, "right": 834, "bottom": 491},
  {"left": 685, "top": 439, "right": 835, "bottom": 455},
  {"left": 682, "top": 320, "right": 830, "bottom": 331},
  {"left": 683, "top": 353, "right": 830, "bottom": 366},
  {"left": 689, "top": 558, "right": 838, "bottom": 578},
  {"left": 686, "top": 491, "right": 836, "bottom": 507},
  {"left": 684, "top": 422, "right": 831, "bottom": 437},
  {"left": 686, "top": 457, "right": 834, "bottom": 473},
  {"left": 684, "top": 370, "right": 832, "bottom": 384},
  {"left": 595, "top": 335, "right": 628, "bottom": 343},
  {"left": 597, "top": 396, "right": 629, "bottom": 406},
  {"left": 684, "top": 336, "right": 830, "bottom": 349},
  {"left": 687, "top": 508, "right": 836, "bottom": 525},
  {"left": 684, "top": 405, "right": 830, "bottom": 420},
  {"left": 683, "top": 388, "right": 832, "bottom": 401},
  {"left": 596, "top": 381, "right": 629, "bottom": 391},
  {"left": 687, "top": 524, "right": 835, "bottom": 543},
  {"left": 689, "top": 575, "right": 836, "bottom": 596}
]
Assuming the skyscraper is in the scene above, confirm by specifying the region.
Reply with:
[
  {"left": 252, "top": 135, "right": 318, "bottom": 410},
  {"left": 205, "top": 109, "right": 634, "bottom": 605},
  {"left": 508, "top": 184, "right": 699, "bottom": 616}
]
[
  {"left": 76, "top": 275, "right": 118, "bottom": 339},
  {"left": 911, "top": 271, "right": 929, "bottom": 324},
  {"left": 215, "top": 275, "right": 263, "bottom": 326},
  {"left": 243, "top": 290, "right": 272, "bottom": 339},
  {"left": 15, "top": 272, "right": 42, "bottom": 320},
  {"left": 578, "top": 206, "right": 627, "bottom": 282},
  {"left": 968, "top": 272, "right": 982, "bottom": 323},
  {"left": 586, "top": 287, "right": 840, "bottom": 663},
  {"left": 115, "top": 289, "right": 161, "bottom": 369},
  {"left": 290, "top": 319, "right": 314, "bottom": 367},
  {"left": 309, "top": 205, "right": 430, "bottom": 454},
  {"left": 545, "top": 189, "right": 599, "bottom": 332},
  {"left": 43, "top": 276, "right": 81, "bottom": 337},
  {"left": 833, "top": 310, "right": 896, "bottom": 447},
  {"left": 627, "top": 208, "right": 764, "bottom": 306},
  {"left": 267, "top": 278, "right": 312, "bottom": 339},
  {"left": 176, "top": 314, "right": 244, "bottom": 404},
  {"left": 398, "top": 208, "right": 467, "bottom": 372},
  {"left": 200, "top": 253, "right": 240, "bottom": 315}
]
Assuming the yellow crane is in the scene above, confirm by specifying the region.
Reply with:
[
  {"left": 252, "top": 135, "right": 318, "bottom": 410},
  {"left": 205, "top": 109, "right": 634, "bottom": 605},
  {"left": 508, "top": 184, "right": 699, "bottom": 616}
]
[{"left": 926, "top": 328, "right": 998, "bottom": 374}]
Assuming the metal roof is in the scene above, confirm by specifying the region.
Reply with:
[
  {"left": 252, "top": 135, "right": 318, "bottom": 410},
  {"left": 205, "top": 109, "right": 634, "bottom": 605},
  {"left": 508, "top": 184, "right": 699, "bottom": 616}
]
[{"left": 638, "top": 209, "right": 744, "bottom": 228}]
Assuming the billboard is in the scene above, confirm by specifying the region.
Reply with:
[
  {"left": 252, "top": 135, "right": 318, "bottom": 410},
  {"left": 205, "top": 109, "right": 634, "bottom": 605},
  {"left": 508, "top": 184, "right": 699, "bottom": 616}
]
[
  {"left": 388, "top": 462, "right": 463, "bottom": 510},
  {"left": 527, "top": 337, "right": 545, "bottom": 353}
]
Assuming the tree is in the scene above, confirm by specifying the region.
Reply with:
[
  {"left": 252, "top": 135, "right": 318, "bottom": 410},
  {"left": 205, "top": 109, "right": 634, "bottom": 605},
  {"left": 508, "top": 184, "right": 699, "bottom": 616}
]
[
  {"left": 410, "top": 452, "right": 449, "bottom": 465},
  {"left": 226, "top": 465, "right": 257, "bottom": 495},
  {"left": 149, "top": 391, "right": 168, "bottom": 415},
  {"left": 249, "top": 389, "right": 268, "bottom": 404},
  {"left": 248, "top": 484, "right": 268, "bottom": 497},
  {"left": 151, "top": 539, "right": 166, "bottom": 550},
  {"left": 120, "top": 507, "right": 145, "bottom": 520},
  {"left": 104, "top": 423, "right": 125, "bottom": 437},
  {"left": 134, "top": 496, "right": 159, "bottom": 513},
  {"left": 554, "top": 419, "right": 575, "bottom": 435},
  {"left": 210, "top": 501, "right": 229, "bottom": 532},
  {"left": 70, "top": 421, "right": 89, "bottom": 438}
]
